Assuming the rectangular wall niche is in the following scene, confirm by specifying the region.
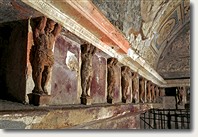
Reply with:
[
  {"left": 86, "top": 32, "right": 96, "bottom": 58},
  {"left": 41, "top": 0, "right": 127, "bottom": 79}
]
[{"left": 50, "top": 35, "right": 81, "bottom": 105}]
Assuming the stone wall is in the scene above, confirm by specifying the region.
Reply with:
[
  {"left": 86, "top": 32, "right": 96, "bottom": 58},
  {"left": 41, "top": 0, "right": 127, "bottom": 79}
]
[
  {"left": 0, "top": 20, "right": 28, "bottom": 103},
  {"left": 90, "top": 53, "right": 107, "bottom": 104},
  {"left": 50, "top": 35, "right": 112, "bottom": 105},
  {"left": 114, "top": 64, "right": 122, "bottom": 103},
  {"left": 50, "top": 35, "right": 81, "bottom": 105},
  {"left": 0, "top": 17, "right": 163, "bottom": 106},
  {"left": 92, "top": 0, "right": 142, "bottom": 35}
]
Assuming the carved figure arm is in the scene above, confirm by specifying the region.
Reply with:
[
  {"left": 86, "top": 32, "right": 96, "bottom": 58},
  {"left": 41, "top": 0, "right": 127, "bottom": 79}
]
[
  {"left": 131, "top": 72, "right": 137, "bottom": 79},
  {"left": 91, "top": 46, "right": 97, "bottom": 55},
  {"left": 34, "top": 16, "right": 47, "bottom": 38},
  {"left": 52, "top": 23, "right": 62, "bottom": 39},
  {"left": 113, "top": 58, "right": 118, "bottom": 66}
]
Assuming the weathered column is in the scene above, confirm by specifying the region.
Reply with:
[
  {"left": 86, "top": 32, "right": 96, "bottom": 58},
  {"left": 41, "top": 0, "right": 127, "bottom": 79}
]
[
  {"left": 132, "top": 72, "right": 139, "bottom": 104},
  {"left": 139, "top": 77, "right": 145, "bottom": 103},
  {"left": 121, "top": 66, "right": 132, "bottom": 103},
  {"left": 107, "top": 57, "right": 119, "bottom": 104},
  {"left": 80, "top": 43, "right": 97, "bottom": 105}
]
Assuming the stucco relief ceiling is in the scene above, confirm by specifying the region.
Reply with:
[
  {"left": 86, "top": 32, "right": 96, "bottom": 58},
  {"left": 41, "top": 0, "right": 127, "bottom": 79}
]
[
  {"left": 157, "top": 24, "right": 190, "bottom": 79},
  {"left": 92, "top": 0, "right": 190, "bottom": 80}
]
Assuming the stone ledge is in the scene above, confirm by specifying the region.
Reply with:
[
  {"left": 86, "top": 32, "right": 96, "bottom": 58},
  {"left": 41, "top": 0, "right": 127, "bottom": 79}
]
[{"left": 0, "top": 99, "right": 162, "bottom": 129}]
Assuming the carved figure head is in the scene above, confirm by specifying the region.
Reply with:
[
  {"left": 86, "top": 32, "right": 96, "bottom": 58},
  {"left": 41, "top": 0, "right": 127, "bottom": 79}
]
[
  {"left": 113, "top": 58, "right": 118, "bottom": 65},
  {"left": 45, "top": 18, "right": 56, "bottom": 33}
]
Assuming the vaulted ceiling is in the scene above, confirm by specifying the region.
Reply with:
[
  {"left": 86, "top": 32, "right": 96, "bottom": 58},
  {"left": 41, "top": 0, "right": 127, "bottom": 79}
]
[
  {"left": 0, "top": 0, "right": 190, "bottom": 85},
  {"left": 92, "top": 0, "right": 190, "bottom": 80}
]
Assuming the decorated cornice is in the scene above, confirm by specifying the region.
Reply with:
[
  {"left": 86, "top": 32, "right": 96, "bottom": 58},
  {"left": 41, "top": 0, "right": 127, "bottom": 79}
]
[{"left": 21, "top": 0, "right": 168, "bottom": 86}]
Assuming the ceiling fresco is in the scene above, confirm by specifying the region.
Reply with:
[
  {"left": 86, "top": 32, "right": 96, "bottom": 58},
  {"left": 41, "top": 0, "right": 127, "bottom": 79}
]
[{"left": 157, "top": 24, "right": 190, "bottom": 79}]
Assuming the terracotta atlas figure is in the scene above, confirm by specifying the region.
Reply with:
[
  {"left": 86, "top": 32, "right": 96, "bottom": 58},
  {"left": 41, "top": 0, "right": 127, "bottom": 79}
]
[
  {"left": 80, "top": 43, "right": 97, "bottom": 98},
  {"left": 121, "top": 66, "right": 131, "bottom": 103},
  {"left": 132, "top": 72, "right": 139, "bottom": 103},
  {"left": 31, "top": 16, "right": 62, "bottom": 95},
  {"left": 139, "top": 78, "right": 145, "bottom": 103},
  {"left": 107, "top": 58, "right": 118, "bottom": 103}
]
